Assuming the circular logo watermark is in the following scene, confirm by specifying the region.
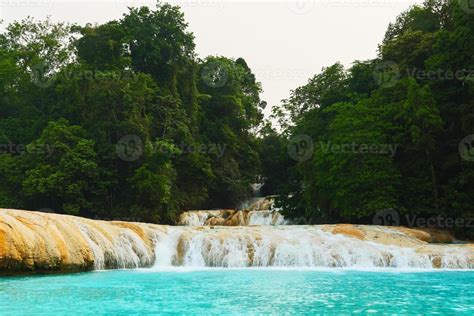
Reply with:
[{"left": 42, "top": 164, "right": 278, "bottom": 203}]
[
  {"left": 287, "top": 0, "right": 315, "bottom": 15},
  {"left": 201, "top": 61, "right": 228, "bottom": 88},
  {"left": 116, "top": 135, "right": 143, "bottom": 162},
  {"left": 459, "top": 0, "right": 474, "bottom": 14},
  {"left": 287, "top": 134, "right": 314, "bottom": 162},
  {"left": 373, "top": 208, "right": 400, "bottom": 226},
  {"left": 459, "top": 134, "right": 474, "bottom": 162},
  {"left": 31, "top": 61, "right": 56, "bottom": 88},
  {"left": 373, "top": 61, "right": 400, "bottom": 88}
]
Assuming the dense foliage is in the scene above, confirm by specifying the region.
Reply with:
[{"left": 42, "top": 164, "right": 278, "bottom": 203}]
[
  {"left": 265, "top": 0, "right": 474, "bottom": 232},
  {"left": 1, "top": 0, "right": 473, "bottom": 234},
  {"left": 0, "top": 3, "right": 263, "bottom": 223}
]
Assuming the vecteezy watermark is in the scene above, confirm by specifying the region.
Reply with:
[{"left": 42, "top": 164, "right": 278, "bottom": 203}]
[
  {"left": 0, "top": 0, "right": 55, "bottom": 8},
  {"left": 406, "top": 68, "right": 474, "bottom": 82},
  {"left": 319, "top": 0, "right": 399, "bottom": 7},
  {"left": 287, "top": 134, "right": 314, "bottom": 162},
  {"left": 201, "top": 60, "right": 228, "bottom": 88},
  {"left": 373, "top": 208, "right": 401, "bottom": 226},
  {"left": 0, "top": 1, "right": 55, "bottom": 26},
  {"left": 116, "top": 135, "right": 143, "bottom": 162},
  {"left": 287, "top": 0, "right": 315, "bottom": 15},
  {"left": 373, "top": 209, "right": 474, "bottom": 229},
  {"left": 116, "top": 135, "right": 227, "bottom": 162},
  {"left": 31, "top": 61, "right": 56, "bottom": 89},
  {"left": 115, "top": 0, "right": 224, "bottom": 9},
  {"left": 459, "top": 0, "right": 474, "bottom": 14},
  {"left": 287, "top": 0, "right": 400, "bottom": 14},
  {"left": 405, "top": 215, "right": 474, "bottom": 229},
  {"left": 30, "top": 62, "right": 135, "bottom": 89},
  {"left": 0, "top": 143, "right": 56, "bottom": 156},
  {"left": 158, "top": 142, "right": 227, "bottom": 158},
  {"left": 254, "top": 66, "right": 314, "bottom": 81},
  {"left": 459, "top": 134, "right": 474, "bottom": 162},
  {"left": 373, "top": 60, "right": 400, "bottom": 88},
  {"left": 373, "top": 64, "right": 474, "bottom": 87},
  {"left": 320, "top": 141, "right": 398, "bottom": 157}
]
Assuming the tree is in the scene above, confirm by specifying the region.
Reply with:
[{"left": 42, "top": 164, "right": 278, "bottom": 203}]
[
  {"left": 21, "top": 120, "right": 105, "bottom": 216},
  {"left": 264, "top": 1, "right": 474, "bottom": 237},
  {"left": 198, "top": 56, "right": 263, "bottom": 208}
]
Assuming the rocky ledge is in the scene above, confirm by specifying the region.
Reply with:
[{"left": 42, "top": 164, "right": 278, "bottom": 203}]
[
  {"left": 0, "top": 208, "right": 162, "bottom": 274},
  {"left": 1, "top": 209, "right": 473, "bottom": 274}
]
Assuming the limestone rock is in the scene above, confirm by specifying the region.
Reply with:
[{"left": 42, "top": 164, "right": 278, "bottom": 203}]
[
  {"left": 0, "top": 209, "right": 158, "bottom": 274},
  {"left": 1, "top": 209, "right": 473, "bottom": 273}
]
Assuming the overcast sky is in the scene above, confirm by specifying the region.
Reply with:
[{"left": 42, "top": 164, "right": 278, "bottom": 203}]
[{"left": 1, "top": 0, "right": 422, "bottom": 116}]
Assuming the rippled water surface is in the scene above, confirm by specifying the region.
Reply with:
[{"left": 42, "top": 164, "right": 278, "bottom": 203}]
[{"left": 1, "top": 269, "right": 473, "bottom": 314}]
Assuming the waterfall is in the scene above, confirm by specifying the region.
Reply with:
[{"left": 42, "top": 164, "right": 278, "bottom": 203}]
[
  {"left": 178, "top": 196, "right": 288, "bottom": 226},
  {"left": 238, "top": 197, "right": 263, "bottom": 210},
  {"left": 248, "top": 211, "right": 288, "bottom": 225},
  {"left": 152, "top": 226, "right": 474, "bottom": 269},
  {"left": 1, "top": 208, "right": 473, "bottom": 273},
  {"left": 76, "top": 221, "right": 153, "bottom": 270},
  {"left": 0, "top": 209, "right": 157, "bottom": 272},
  {"left": 178, "top": 211, "right": 223, "bottom": 226}
]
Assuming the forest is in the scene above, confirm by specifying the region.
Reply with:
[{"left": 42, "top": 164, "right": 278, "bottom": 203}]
[{"left": 0, "top": 0, "right": 473, "bottom": 233}]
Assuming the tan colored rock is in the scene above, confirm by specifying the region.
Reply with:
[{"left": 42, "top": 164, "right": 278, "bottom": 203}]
[
  {"left": 390, "top": 227, "right": 433, "bottom": 242},
  {"left": 1, "top": 209, "right": 473, "bottom": 273},
  {"left": 0, "top": 209, "right": 158, "bottom": 274},
  {"left": 246, "top": 198, "right": 274, "bottom": 212},
  {"left": 177, "top": 210, "right": 235, "bottom": 226},
  {"left": 331, "top": 224, "right": 365, "bottom": 240},
  {"left": 178, "top": 199, "right": 288, "bottom": 226},
  {"left": 224, "top": 211, "right": 249, "bottom": 226},
  {"left": 205, "top": 217, "right": 226, "bottom": 226},
  {"left": 386, "top": 226, "right": 456, "bottom": 243},
  {"left": 419, "top": 228, "right": 455, "bottom": 243}
]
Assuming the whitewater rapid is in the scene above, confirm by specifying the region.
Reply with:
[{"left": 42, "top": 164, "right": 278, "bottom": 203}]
[
  {"left": 151, "top": 226, "right": 473, "bottom": 270},
  {"left": 1, "top": 209, "right": 473, "bottom": 273},
  {"left": 177, "top": 196, "right": 288, "bottom": 226},
  {"left": 179, "top": 210, "right": 287, "bottom": 226}
]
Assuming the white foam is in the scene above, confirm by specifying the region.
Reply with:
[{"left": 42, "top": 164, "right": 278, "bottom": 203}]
[
  {"left": 248, "top": 211, "right": 288, "bottom": 225},
  {"left": 151, "top": 226, "right": 473, "bottom": 270},
  {"left": 76, "top": 220, "right": 153, "bottom": 270}
]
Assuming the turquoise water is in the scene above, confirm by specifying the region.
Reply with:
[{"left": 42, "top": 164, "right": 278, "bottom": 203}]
[{"left": 1, "top": 269, "right": 473, "bottom": 315}]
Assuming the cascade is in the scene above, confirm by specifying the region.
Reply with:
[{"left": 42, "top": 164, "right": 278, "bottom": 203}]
[
  {"left": 152, "top": 226, "right": 474, "bottom": 269},
  {"left": 1, "top": 208, "right": 473, "bottom": 273},
  {"left": 178, "top": 196, "right": 288, "bottom": 226}
]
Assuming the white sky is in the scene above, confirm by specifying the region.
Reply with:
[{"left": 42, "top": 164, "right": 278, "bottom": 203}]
[{"left": 0, "top": 0, "right": 422, "bottom": 116}]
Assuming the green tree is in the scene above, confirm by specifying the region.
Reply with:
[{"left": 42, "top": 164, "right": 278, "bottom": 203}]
[
  {"left": 198, "top": 56, "right": 263, "bottom": 208},
  {"left": 21, "top": 120, "right": 105, "bottom": 216}
]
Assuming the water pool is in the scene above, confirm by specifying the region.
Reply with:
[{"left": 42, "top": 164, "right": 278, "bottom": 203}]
[{"left": 1, "top": 269, "right": 473, "bottom": 315}]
